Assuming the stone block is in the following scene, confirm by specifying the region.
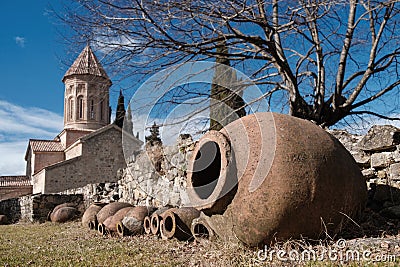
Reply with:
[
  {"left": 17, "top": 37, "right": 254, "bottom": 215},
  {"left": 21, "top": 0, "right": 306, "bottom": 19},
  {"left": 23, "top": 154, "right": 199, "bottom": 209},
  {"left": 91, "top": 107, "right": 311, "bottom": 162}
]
[
  {"left": 358, "top": 125, "right": 400, "bottom": 152},
  {"left": 329, "top": 129, "right": 363, "bottom": 152},
  {"left": 390, "top": 163, "right": 400, "bottom": 180},
  {"left": 371, "top": 152, "right": 393, "bottom": 168},
  {"left": 393, "top": 149, "right": 400, "bottom": 163},
  {"left": 362, "top": 169, "right": 375, "bottom": 179},
  {"left": 377, "top": 170, "right": 387, "bottom": 179},
  {"left": 352, "top": 151, "right": 370, "bottom": 167}
]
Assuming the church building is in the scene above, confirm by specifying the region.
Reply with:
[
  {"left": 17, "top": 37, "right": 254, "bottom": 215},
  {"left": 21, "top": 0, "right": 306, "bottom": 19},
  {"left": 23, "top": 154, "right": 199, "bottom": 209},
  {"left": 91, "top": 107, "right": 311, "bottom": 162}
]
[{"left": 1, "top": 45, "right": 142, "bottom": 199}]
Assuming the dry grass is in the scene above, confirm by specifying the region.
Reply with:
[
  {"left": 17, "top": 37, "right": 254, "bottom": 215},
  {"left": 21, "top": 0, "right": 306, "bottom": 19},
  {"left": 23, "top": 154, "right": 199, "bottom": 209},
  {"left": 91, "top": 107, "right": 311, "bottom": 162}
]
[{"left": 0, "top": 221, "right": 399, "bottom": 266}]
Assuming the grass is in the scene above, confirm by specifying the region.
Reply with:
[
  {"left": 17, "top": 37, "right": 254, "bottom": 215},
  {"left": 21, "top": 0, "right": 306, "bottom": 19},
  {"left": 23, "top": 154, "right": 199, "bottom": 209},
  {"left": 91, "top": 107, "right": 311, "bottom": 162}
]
[{"left": 0, "top": 221, "right": 399, "bottom": 266}]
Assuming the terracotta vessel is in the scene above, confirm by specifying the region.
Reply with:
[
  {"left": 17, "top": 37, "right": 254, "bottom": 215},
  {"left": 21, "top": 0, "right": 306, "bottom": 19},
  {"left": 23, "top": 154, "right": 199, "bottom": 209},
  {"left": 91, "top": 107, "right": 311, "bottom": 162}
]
[
  {"left": 160, "top": 207, "right": 200, "bottom": 241},
  {"left": 0, "top": 215, "right": 9, "bottom": 225},
  {"left": 96, "top": 202, "right": 133, "bottom": 225},
  {"left": 150, "top": 207, "right": 169, "bottom": 235},
  {"left": 82, "top": 203, "right": 106, "bottom": 229},
  {"left": 143, "top": 216, "right": 152, "bottom": 234},
  {"left": 102, "top": 206, "right": 135, "bottom": 235},
  {"left": 116, "top": 206, "right": 156, "bottom": 237},
  {"left": 187, "top": 112, "right": 367, "bottom": 246},
  {"left": 48, "top": 203, "right": 76, "bottom": 221},
  {"left": 51, "top": 207, "right": 79, "bottom": 223}
]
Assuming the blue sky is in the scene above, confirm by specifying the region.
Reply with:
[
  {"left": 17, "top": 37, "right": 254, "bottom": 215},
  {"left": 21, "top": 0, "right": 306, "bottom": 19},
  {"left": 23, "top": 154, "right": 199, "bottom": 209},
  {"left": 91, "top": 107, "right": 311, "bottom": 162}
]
[
  {"left": 0, "top": 1, "right": 121, "bottom": 175},
  {"left": 0, "top": 1, "right": 399, "bottom": 176}
]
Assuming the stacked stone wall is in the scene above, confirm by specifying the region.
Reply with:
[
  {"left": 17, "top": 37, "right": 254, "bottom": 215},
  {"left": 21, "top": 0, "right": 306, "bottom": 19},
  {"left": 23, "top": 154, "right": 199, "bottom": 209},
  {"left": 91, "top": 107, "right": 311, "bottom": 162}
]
[
  {"left": 329, "top": 125, "right": 400, "bottom": 189},
  {"left": 0, "top": 194, "right": 84, "bottom": 223},
  {"left": 117, "top": 134, "right": 195, "bottom": 207}
]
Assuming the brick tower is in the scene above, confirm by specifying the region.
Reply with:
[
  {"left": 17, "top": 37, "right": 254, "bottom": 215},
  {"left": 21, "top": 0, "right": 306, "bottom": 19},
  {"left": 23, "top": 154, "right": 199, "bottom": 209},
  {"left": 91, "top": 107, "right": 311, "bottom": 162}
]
[{"left": 62, "top": 45, "right": 112, "bottom": 130}]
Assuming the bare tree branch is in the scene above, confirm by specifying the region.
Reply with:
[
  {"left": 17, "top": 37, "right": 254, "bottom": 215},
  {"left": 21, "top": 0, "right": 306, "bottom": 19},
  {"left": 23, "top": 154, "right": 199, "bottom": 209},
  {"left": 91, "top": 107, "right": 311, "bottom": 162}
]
[{"left": 58, "top": 0, "right": 400, "bottom": 127}]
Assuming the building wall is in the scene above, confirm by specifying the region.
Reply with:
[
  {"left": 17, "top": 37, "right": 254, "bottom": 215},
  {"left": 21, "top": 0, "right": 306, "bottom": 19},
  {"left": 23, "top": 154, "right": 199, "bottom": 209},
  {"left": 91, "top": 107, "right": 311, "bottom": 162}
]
[
  {"left": 63, "top": 76, "right": 110, "bottom": 131},
  {"left": 32, "top": 169, "right": 46, "bottom": 194},
  {"left": 0, "top": 186, "right": 32, "bottom": 201},
  {"left": 33, "top": 127, "right": 130, "bottom": 194},
  {"left": 59, "top": 129, "right": 92, "bottom": 148},
  {"left": 65, "top": 142, "right": 82, "bottom": 160},
  {"left": 0, "top": 194, "right": 84, "bottom": 223},
  {"left": 33, "top": 152, "right": 64, "bottom": 175},
  {"left": 40, "top": 157, "right": 81, "bottom": 194},
  {"left": 81, "top": 127, "right": 127, "bottom": 184},
  {"left": 26, "top": 149, "right": 33, "bottom": 177}
]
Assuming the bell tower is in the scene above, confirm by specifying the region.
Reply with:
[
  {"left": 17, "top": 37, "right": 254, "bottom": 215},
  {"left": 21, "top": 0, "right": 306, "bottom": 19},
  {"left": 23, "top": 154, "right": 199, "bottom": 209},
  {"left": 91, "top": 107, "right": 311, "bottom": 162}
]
[{"left": 62, "top": 45, "right": 112, "bottom": 130}]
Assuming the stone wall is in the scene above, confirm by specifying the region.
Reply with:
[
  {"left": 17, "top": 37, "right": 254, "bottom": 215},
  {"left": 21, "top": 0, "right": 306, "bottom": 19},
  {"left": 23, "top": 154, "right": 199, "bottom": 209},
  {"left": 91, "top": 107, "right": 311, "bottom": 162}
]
[
  {"left": 59, "top": 182, "right": 121, "bottom": 208},
  {"left": 64, "top": 142, "right": 82, "bottom": 160},
  {"left": 33, "top": 151, "right": 65, "bottom": 176},
  {"left": 118, "top": 134, "right": 196, "bottom": 207},
  {"left": 33, "top": 125, "right": 137, "bottom": 194},
  {"left": 0, "top": 194, "right": 84, "bottom": 223},
  {"left": 115, "top": 125, "right": 400, "bottom": 209},
  {"left": 329, "top": 125, "right": 400, "bottom": 189},
  {"left": 5, "top": 124, "right": 400, "bottom": 223}
]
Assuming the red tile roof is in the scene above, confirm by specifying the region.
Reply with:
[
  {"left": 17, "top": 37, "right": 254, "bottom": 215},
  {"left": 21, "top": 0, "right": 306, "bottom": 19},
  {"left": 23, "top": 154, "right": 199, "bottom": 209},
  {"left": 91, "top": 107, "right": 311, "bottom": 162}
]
[
  {"left": 29, "top": 139, "right": 64, "bottom": 152},
  {"left": 62, "top": 45, "right": 110, "bottom": 82},
  {"left": 0, "top": 176, "right": 31, "bottom": 187}
]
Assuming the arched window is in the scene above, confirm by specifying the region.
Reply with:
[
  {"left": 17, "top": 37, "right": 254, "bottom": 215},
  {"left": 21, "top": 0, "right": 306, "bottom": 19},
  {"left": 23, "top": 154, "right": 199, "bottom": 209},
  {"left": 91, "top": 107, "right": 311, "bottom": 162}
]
[
  {"left": 68, "top": 97, "right": 74, "bottom": 121},
  {"left": 77, "top": 96, "right": 84, "bottom": 119},
  {"left": 90, "top": 99, "right": 95, "bottom": 119}
]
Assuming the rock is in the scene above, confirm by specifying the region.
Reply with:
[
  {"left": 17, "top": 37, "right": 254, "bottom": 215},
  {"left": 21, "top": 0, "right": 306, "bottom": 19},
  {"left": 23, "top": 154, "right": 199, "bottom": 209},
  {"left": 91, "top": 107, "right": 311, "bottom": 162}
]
[
  {"left": 362, "top": 169, "right": 375, "bottom": 179},
  {"left": 390, "top": 163, "right": 400, "bottom": 180},
  {"left": 358, "top": 125, "right": 400, "bottom": 152},
  {"left": 393, "top": 148, "right": 400, "bottom": 162},
  {"left": 0, "top": 215, "right": 9, "bottom": 225},
  {"left": 380, "top": 205, "right": 400, "bottom": 219},
  {"left": 352, "top": 151, "right": 370, "bottom": 167},
  {"left": 377, "top": 170, "right": 387, "bottom": 179},
  {"left": 371, "top": 152, "right": 393, "bottom": 168}
]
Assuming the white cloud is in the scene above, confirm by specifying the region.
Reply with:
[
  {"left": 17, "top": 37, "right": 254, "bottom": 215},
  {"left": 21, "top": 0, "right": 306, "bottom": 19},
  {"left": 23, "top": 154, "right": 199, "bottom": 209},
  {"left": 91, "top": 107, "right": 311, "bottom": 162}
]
[
  {"left": 129, "top": 95, "right": 211, "bottom": 146},
  {"left": 14, "top": 36, "right": 26, "bottom": 48},
  {"left": 0, "top": 100, "right": 63, "bottom": 175},
  {"left": 93, "top": 34, "right": 138, "bottom": 55},
  {"left": 337, "top": 113, "right": 400, "bottom": 135},
  {"left": 0, "top": 141, "right": 27, "bottom": 175}
]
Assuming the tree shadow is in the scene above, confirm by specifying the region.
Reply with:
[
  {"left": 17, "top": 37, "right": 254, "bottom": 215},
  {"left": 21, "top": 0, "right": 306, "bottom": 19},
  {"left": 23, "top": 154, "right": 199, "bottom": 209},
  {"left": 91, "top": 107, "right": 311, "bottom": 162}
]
[{"left": 340, "top": 183, "right": 400, "bottom": 239}]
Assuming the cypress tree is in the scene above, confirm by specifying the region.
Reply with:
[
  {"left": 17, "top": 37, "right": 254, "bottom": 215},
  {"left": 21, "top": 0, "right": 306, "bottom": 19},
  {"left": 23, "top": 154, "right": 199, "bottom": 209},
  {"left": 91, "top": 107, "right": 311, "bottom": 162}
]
[
  {"left": 210, "top": 39, "right": 246, "bottom": 131},
  {"left": 125, "top": 103, "right": 134, "bottom": 135},
  {"left": 114, "top": 89, "right": 126, "bottom": 128},
  {"left": 145, "top": 122, "right": 162, "bottom": 146}
]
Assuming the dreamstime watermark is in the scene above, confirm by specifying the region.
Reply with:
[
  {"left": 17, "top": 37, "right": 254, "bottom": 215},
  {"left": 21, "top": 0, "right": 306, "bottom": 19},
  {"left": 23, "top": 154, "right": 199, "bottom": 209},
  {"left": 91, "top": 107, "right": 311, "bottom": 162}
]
[
  {"left": 122, "top": 61, "right": 272, "bottom": 205},
  {"left": 256, "top": 239, "right": 397, "bottom": 264}
]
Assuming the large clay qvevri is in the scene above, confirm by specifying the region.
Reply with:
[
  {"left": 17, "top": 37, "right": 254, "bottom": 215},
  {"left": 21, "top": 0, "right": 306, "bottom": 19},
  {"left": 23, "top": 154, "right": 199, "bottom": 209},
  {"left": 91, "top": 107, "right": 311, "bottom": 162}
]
[
  {"left": 96, "top": 202, "right": 133, "bottom": 225},
  {"left": 187, "top": 112, "right": 367, "bottom": 246},
  {"left": 82, "top": 203, "right": 106, "bottom": 229}
]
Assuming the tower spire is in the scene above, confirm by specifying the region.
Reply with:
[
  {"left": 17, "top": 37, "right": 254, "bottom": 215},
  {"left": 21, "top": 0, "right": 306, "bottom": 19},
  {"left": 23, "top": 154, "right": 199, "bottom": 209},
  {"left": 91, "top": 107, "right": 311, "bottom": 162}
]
[{"left": 62, "top": 45, "right": 111, "bottom": 130}]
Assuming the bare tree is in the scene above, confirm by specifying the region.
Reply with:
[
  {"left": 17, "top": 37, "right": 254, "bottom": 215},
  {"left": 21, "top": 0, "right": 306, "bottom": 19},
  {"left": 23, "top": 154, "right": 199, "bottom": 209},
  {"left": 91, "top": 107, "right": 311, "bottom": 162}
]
[{"left": 62, "top": 0, "right": 400, "bottom": 127}]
